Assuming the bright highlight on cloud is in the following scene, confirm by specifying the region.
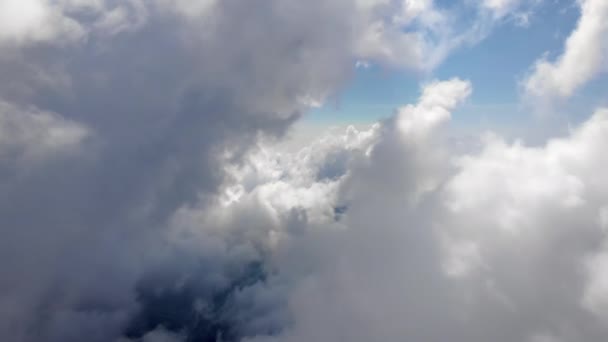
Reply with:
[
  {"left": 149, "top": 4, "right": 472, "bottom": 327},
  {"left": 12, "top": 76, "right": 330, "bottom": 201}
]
[
  {"left": 524, "top": 0, "right": 608, "bottom": 100},
  {"left": 229, "top": 79, "right": 608, "bottom": 342},
  {"left": 1, "top": 1, "right": 608, "bottom": 342}
]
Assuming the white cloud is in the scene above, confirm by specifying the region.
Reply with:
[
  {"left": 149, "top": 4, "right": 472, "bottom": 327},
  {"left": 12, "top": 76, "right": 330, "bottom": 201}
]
[
  {"left": 397, "top": 78, "right": 471, "bottom": 138},
  {"left": 482, "top": 0, "right": 522, "bottom": 18},
  {"left": 1, "top": 1, "right": 603, "bottom": 341},
  {"left": 0, "top": 100, "right": 90, "bottom": 162},
  {"left": 0, "top": 1, "right": 454, "bottom": 340},
  {"left": 0, "top": 0, "right": 84, "bottom": 45},
  {"left": 353, "top": 0, "right": 533, "bottom": 71},
  {"left": 211, "top": 81, "right": 608, "bottom": 342},
  {"left": 524, "top": 0, "right": 608, "bottom": 100}
]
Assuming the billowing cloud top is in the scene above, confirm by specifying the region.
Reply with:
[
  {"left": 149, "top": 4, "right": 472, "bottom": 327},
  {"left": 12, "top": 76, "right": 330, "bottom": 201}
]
[{"left": 1, "top": 1, "right": 608, "bottom": 342}]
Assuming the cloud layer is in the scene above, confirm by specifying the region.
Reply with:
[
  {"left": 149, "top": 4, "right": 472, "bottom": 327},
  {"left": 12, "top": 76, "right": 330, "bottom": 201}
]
[{"left": 2, "top": 1, "right": 608, "bottom": 342}]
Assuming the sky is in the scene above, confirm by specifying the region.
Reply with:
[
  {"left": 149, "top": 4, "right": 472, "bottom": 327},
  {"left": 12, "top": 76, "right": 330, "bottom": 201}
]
[
  {"left": 306, "top": 0, "right": 607, "bottom": 137},
  {"left": 1, "top": 1, "right": 608, "bottom": 342}
]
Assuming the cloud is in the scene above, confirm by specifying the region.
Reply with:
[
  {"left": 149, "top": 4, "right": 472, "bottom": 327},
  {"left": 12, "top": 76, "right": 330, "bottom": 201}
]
[
  {"left": 0, "top": 100, "right": 90, "bottom": 163},
  {"left": 396, "top": 78, "right": 471, "bottom": 137},
  {"left": 204, "top": 80, "right": 608, "bottom": 342},
  {"left": 524, "top": 0, "right": 608, "bottom": 100},
  {"left": 1, "top": 1, "right": 603, "bottom": 342},
  {"left": 0, "top": 1, "right": 387, "bottom": 341},
  {"left": 352, "top": 0, "right": 534, "bottom": 71},
  {"left": 0, "top": 0, "right": 83, "bottom": 45},
  {"left": 0, "top": 1, "right": 507, "bottom": 341},
  {"left": 481, "top": 0, "right": 523, "bottom": 18}
]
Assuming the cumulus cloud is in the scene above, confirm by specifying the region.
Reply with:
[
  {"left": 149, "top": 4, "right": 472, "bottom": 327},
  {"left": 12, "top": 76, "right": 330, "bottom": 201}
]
[
  {"left": 2, "top": 1, "right": 605, "bottom": 342},
  {"left": 396, "top": 78, "right": 471, "bottom": 137},
  {"left": 0, "top": 1, "right": 379, "bottom": 340},
  {"left": 0, "top": 1, "right": 501, "bottom": 341},
  {"left": 524, "top": 0, "right": 608, "bottom": 100},
  {"left": 204, "top": 80, "right": 608, "bottom": 342}
]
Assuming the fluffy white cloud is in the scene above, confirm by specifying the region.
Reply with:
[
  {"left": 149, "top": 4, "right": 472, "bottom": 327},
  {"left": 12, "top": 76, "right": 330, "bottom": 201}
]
[
  {"left": 397, "top": 78, "right": 471, "bottom": 137},
  {"left": 0, "top": 1, "right": 373, "bottom": 341},
  {"left": 524, "top": 0, "right": 608, "bottom": 100},
  {"left": 0, "top": 0, "right": 84, "bottom": 45},
  {"left": 195, "top": 80, "right": 608, "bottom": 342},
  {"left": 1, "top": 1, "right": 601, "bottom": 342},
  {"left": 2, "top": 2, "right": 487, "bottom": 341}
]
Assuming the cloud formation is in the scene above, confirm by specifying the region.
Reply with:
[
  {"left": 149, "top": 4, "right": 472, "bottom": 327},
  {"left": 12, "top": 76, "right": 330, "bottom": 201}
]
[
  {"left": 0, "top": 0, "right": 377, "bottom": 340},
  {"left": 223, "top": 80, "right": 608, "bottom": 342},
  {"left": 524, "top": 0, "right": 608, "bottom": 100},
  {"left": 2, "top": 1, "right": 608, "bottom": 342}
]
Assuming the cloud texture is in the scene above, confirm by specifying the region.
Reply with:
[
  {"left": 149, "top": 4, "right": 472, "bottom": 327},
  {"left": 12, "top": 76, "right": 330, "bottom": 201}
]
[
  {"left": 524, "top": 0, "right": 608, "bottom": 100},
  {"left": 224, "top": 79, "right": 608, "bottom": 342},
  {"left": 1, "top": 1, "right": 608, "bottom": 342}
]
